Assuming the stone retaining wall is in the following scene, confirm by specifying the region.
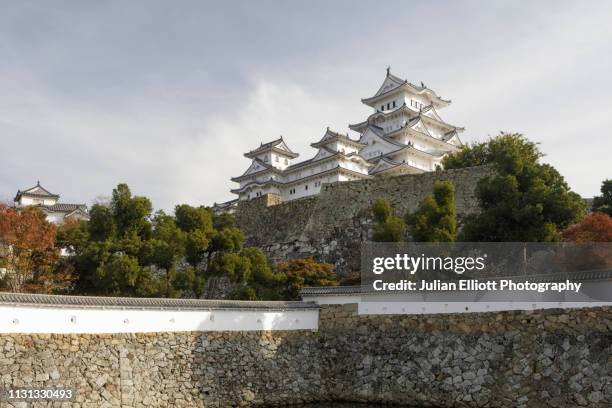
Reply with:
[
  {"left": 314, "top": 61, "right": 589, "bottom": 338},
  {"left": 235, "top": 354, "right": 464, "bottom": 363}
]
[
  {"left": 0, "top": 331, "right": 323, "bottom": 407},
  {"left": 234, "top": 166, "right": 494, "bottom": 276},
  {"left": 319, "top": 304, "right": 612, "bottom": 407},
  {"left": 1, "top": 305, "right": 611, "bottom": 407}
]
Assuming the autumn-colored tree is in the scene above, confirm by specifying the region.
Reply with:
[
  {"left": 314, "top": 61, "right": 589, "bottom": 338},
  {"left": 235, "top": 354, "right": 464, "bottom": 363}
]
[
  {"left": 562, "top": 212, "right": 612, "bottom": 242},
  {"left": 276, "top": 257, "right": 337, "bottom": 300},
  {"left": 559, "top": 213, "right": 612, "bottom": 272},
  {"left": 0, "top": 205, "right": 72, "bottom": 293}
]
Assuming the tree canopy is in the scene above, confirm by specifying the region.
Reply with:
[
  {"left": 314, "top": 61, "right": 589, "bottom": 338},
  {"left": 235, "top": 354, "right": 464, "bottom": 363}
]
[
  {"left": 0, "top": 182, "right": 341, "bottom": 300},
  {"left": 0, "top": 205, "right": 72, "bottom": 293},
  {"left": 276, "top": 257, "right": 337, "bottom": 300},
  {"left": 443, "top": 133, "right": 585, "bottom": 241},
  {"left": 406, "top": 181, "right": 457, "bottom": 242},
  {"left": 592, "top": 179, "right": 612, "bottom": 217},
  {"left": 371, "top": 198, "right": 405, "bottom": 242},
  {"left": 562, "top": 213, "right": 612, "bottom": 242},
  {"left": 55, "top": 184, "right": 258, "bottom": 298}
]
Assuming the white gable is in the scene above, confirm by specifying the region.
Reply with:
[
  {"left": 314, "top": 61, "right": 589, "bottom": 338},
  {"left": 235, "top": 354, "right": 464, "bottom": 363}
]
[
  {"left": 370, "top": 159, "right": 395, "bottom": 174},
  {"left": 274, "top": 140, "right": 292, "bottom": 153},
  {"left": 26, "top": 186, "right": 45, "bottom": 194},
  {"left": 423, "top": 106, "right": 443, "bottom": 122},
  {"left": 243, "top": 160, "right": 267, "bottom": 176},
  {"left": 374, "top": 75, "right": 405, "bottom": 97},
  {"left": 358, "top": 128, "right": 401, "bottom": 160},
  {"left": 411, "top": 120, "right": 432, "bottom": 136},
  {"left": 312, "top": 148, "right": 332, "bottom": 161}
]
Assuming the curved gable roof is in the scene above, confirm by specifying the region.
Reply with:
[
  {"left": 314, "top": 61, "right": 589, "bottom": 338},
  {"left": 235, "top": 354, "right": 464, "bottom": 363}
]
[
  {"left": 231, "top": 158, "right": 280, "bottom": 182},
  {"left": 14, "top": 182, "right": 59, "bottom": 202},
  {"left": 310, "top": 127, "right": 366, "bottom": 149},
  {"left": 244, "top": 137, "right": 299, "bottom": 159},
  {"left": 361, "top": 68, "right": 451, "bottom": 108}
]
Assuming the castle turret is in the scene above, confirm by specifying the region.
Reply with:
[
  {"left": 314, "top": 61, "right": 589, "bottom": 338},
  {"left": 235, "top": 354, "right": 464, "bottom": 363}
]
[
  {"left": 13, "top": 182, "right": 89, "bottom": 224},
  {"left": 243, "top": 137, "right": 298, "bottom": 170}
]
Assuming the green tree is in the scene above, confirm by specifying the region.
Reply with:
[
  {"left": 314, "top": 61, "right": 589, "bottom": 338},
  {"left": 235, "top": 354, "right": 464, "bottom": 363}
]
[
  {"left": 213, "top": 212, "right": 236, "bottom": 230},
  {"left": 147, "top": 211, "right": 186, "bottom": 296},
  {"left": 172, "top": 266, "right": 205, "bottom": 298},
  {"left": 59, "top": 188, "right": 277, "bottom": 299},
  {"left": 173, "top": 204, "right": 215, "bottom": 273},
  {"left": 185, "top": 229, "right": 211, "bottom": 268},
  {"left": 96, "top": 253, "right": 147, "bottom": 296},
  {"left": 241, "top": 247, "right": 273, "bottom": 284},
  {"left": 405, "top": 181, "right": 457, "bottom": 242},
  {"left": 592, "top": 179, "right": 612, "bottom": 216},
  {"left": 60, "top": 184, "right": 158, "bottom": 296},
  {"left": 88, "top": 204, "right": 116, "bottom": 241},
  {"left": 371, "top": 198, "right": 405, "bottom": 242},
  {"left": 175, "top": 204, "right": 213, "bottom": 233},
  {"left": 209, "top": 252, "right": 251, "bottom": 282},
  {"left": 56, "top": 219, "right": 89, "bottom": 253},
  {"left": 227, "top": 286, "right": 258, "bottom": 301},
  {"left": 110, "top": 184, "right": 153, "bottom": 239},
  {"left": 442, "top": 133, "right": 585, "bottom": 241},
  {"left": 372, "top": 198, "right": 392, "bottom": 223},
  {"left": 206, "top": 227, "right": 244, "bottom": 272}
]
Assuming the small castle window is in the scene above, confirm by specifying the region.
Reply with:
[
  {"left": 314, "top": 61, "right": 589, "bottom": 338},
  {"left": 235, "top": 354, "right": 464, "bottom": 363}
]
[
  {"left": 387, "top": 103, "right": 390, "bottom": 110},
  {"left": 380, "top": 105, "right": 384, "bottom": 111},
  {"left": 305, "top": 185, "right": 308, "bottom": 190},
  {"left": 393, "top": 100, "right": 396, "bottom": 108}
]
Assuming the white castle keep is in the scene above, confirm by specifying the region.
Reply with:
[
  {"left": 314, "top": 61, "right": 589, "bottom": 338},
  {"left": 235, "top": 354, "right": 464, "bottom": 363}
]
[{"left": 228, "top": 68, "right": 464, "bottom": 205}]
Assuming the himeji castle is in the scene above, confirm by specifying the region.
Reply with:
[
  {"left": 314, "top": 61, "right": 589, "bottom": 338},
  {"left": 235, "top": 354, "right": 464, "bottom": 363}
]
[{"left": 226, "top": 68, "right": 464, "bottom": 206}]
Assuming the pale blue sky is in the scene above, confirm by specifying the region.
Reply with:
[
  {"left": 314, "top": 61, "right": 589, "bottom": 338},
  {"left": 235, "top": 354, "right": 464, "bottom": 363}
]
[{"left": 1, "top": 1, "right": 611, "bottom": 209}]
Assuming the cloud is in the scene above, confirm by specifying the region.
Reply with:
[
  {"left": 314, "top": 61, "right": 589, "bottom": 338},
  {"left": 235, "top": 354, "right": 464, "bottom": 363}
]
[
  {"left": 1, "top": 1, "right": 611, "bottom": 210},
  {"left": 190, "top": 79, "right": 360, "bottom": 206},
  {"left": 0, "top": 71, "right": 359, "bottom": 211}
]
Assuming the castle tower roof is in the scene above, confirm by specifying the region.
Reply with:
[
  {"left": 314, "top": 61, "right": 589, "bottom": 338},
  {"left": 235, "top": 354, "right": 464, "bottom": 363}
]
[
  {"left": 14, "top": 181, "right": 60, "bottom": 202},
  {"left": 361, "top": 67, "right": 451, "bottom": 108},
  {"left": 244, "top": 137, "right": 299, "bottom": 159},
  {"left": 310, "top": 127, "right": 366, "bottom": 149}
]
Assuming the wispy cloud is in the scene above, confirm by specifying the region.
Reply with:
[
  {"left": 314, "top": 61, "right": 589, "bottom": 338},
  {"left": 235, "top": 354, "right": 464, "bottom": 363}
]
[{"left": 1, "top": 1, "right": 611, "bottom": 209}]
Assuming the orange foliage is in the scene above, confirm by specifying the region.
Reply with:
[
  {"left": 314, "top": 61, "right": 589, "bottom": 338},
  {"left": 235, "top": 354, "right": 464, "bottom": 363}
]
[
  {"left": 276, "top": 257, "right": 337, "bottom": 299},
  {"left": 0, "top": 204, "right": 72, "bottom": 293},
  {"left": 562, "top": 212, "right": 612, "bottom": 242}
]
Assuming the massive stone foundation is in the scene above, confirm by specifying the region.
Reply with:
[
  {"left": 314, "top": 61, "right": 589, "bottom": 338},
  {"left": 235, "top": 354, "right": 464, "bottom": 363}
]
[
  {"left": 1, "top": 304, "right": 611, "bottom": 407},
  {"left": 233, "top": 165, "right": 494, "bottom": 277}
]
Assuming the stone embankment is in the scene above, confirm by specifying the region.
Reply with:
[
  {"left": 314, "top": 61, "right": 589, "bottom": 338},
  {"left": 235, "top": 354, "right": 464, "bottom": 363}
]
[
  {"left": 234, "top": 165, "right": 494, "bottom": 276},
  {"left": 1, "top": 294, "right": 610, "bottom": 407}
]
